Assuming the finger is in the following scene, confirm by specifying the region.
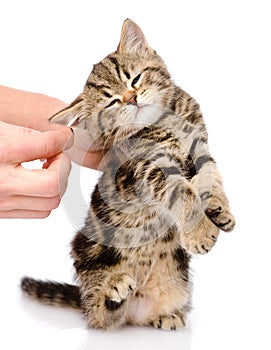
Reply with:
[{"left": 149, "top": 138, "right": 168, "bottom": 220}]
[
  {"left": 72, "top": 127, "right": 96, "bottom": 152},
  {"left": 83, "top": 151, "right": 104, "bottom": 169},
  {"left": 1, "top": 168, "right": 59, "bottom": 197},
  {"left": 0, "top": 209, "right": 51, "bottom": 219},
  {"left": 65, "top": 148, "right": 104, "bottom": 169},
  {"left": 0, "top": 194, "right": 60, "bottom": 211},
  {"left": 2, "top": 159, "right": 69, "bottom": 198},
  {"left": 0, "top": 127, "right": 74, "bottom": 164},
  {"left": 44, "top": 153, "right": 72, "bottom": 196},
  {"left": 0, "top": 121, "right": 40, "bottom": 137}
]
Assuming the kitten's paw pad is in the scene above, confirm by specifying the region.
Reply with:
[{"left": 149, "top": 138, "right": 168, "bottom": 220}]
[
  {"left": 182, "top": 215, "right": 219, "bottom": 255},
  {"left": 150, "top": 313, "right": 186, "bottom": 331},
  {"left": 206, "top": 206, "right": 235, "bottom": 232},
  {"left": 105, "top": 273, "right": 137, "bottom": 310}
]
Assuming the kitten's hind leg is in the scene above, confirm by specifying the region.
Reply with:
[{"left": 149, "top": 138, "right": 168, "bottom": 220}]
[
  {"left": 149, "top": 310, "right": 186, "bottom": 331},
  {"left": 80, "top": 272, "right": 137, "bottom": 330}
]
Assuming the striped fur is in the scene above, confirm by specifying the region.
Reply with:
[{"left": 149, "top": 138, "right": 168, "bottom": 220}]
[{"left": 21, "top": 19, "right": 235, "bottom": 330}]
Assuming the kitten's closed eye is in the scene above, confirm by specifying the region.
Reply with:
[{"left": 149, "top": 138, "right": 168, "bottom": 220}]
[
  {"left": 124, "top": 71, "right": 131, "bottom": 79},
  {"left": 132, "top": 74, "right": 142, "bottom": 88},
  {"left": 106, "top": 99, "right": 121, "bottom": 108}
]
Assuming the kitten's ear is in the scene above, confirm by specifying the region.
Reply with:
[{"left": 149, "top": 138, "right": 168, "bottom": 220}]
[
  {"left": 117, "top": 19, "right": 154, "bottom": 56},
  {"left": 50, "top": 96, "right": 84, "bottom": 125}
]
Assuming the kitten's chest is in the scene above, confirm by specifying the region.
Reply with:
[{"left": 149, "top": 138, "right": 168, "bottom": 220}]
[{"left": 121, "top": 242, "right": 177, "bottom": 286}]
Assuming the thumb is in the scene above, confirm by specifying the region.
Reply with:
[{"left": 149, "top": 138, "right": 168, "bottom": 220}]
[{"left": 0, "top": 127, "right": 74, "bottom": 164}]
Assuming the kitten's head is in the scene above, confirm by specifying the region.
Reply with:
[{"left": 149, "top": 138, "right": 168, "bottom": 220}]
[{"left": 51, "top": 19, "right": 172, "bottom": 147}]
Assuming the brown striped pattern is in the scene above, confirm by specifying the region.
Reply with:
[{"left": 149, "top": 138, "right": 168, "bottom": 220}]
[{"left": 24, "top": 19, "right": 235, "bottom": 331}]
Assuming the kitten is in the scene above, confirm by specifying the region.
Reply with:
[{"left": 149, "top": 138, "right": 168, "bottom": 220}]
[{"left": 21, "top": 19, "right": 235, "bottom": 330}]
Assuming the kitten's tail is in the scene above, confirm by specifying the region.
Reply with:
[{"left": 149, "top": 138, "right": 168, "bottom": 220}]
[{"left": 21, "top": 277, "right": 82, "bottom": 310}]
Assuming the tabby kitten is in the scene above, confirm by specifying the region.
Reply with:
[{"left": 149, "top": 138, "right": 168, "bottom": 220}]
[{"left": 21, "top": 19, "right": 235, "bottom": 330}]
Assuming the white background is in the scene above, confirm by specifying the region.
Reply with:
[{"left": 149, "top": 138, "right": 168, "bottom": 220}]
[{"left": 0, "top": 1, "right": 271, "bottom": 349}]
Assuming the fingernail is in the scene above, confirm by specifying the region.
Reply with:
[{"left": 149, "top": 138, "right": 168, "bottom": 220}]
[{"left": 64, "top": 128, "right": 75, "bottom": 150}]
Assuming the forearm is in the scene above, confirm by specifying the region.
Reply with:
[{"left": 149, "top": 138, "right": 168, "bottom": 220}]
[{"left": 0, "top": 85, "right": 66, "bottom": 131}]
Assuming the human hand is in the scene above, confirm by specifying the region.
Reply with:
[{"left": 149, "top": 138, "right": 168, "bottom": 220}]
[
  {"left": 64, "top": 127, "right": 104, "bottom": 170},
  {"left": 27, "top": 102, "right": 104, "bottom": 169},
  {"left": 0, "top": 121, "right": 73, "bottom": 218},
  {"left": 42, "top": 119, "right": 104, "bottom": 169},
  {"left": 0, "top": 86, "right": 103, "bottom": 169}
]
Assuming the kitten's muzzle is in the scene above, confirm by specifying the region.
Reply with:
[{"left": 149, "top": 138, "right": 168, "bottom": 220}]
[{"left": 123, "top": 90, "right": 137, "bottom": 104}]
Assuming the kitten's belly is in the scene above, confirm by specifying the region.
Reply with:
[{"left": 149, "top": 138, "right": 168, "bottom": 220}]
[{"left": 127, "top": 294, "right": 153, "bottom": 325}]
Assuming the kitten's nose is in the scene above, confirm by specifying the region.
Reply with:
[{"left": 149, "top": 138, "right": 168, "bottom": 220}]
[{"left": 123, "top": 90, "right": 137, "bottom": 104}]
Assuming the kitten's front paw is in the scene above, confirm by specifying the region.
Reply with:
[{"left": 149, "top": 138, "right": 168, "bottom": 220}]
[
  {"left": 206, "top": 202, "right": 235, "bottom": 232},
  {"left": 182, "top": 215, "right": 219, "bottom": 255},
  {"left": 150, "top": 313, "right": 186, "bottom": 331},
  {"left": 104, "top": 273, "right": 137, "bottom": 311}
]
